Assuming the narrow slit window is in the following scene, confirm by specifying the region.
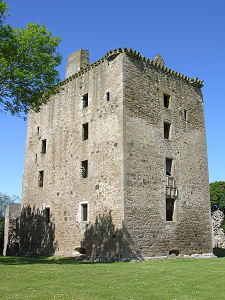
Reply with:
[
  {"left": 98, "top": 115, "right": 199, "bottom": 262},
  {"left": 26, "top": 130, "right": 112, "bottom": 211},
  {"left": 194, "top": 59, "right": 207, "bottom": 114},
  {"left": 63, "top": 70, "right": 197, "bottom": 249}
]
[
  {"left": 35, "top": 154, "right": 37, "bottom": 163},
  {"left": 37, "top": 126, "right": 40, "bottom": 135},
  {"left": 184, "top": 109, "right": 187, "bottom": 121},
  {"left": 166, "top": 158, "right": 173, "bottom": 176},
  {"left": 38, "top": 170, "right": 44, "bottom": 187},
  {"left": 81, "top": 204, "right": 88, "bottom": 221},
  {"left": 164, "top": 122, "right": 171, "bottom": 140},
  {"left": 41, "top": 139, "right": 47, "bottom": 154},
  {"left": 164, "top": 94, "right": 170, "bottom": 108},
  {"left": 82, "top": 123, "right": 88, "bottom": 141},
  {"left": 81, "top": 160, "right": 88, "bottom": 178},
  {"left": 106, "top": 92, "right": 110, "bottom": 101},
  {"left": 82, "top": 93, "right": 88, "bottom": 108},
  {"left": 166, "top": 197, "right": 176, "bottom": 221},
  {"left": 45, "top": 207, "right": 50, "bottom": 223}
]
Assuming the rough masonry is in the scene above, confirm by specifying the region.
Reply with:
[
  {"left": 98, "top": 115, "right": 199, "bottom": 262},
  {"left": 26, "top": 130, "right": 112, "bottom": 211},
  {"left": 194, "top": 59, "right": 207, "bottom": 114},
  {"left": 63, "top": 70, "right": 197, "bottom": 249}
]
[{"left": 19, "top": 48, "right": 213, "bottom": 258}]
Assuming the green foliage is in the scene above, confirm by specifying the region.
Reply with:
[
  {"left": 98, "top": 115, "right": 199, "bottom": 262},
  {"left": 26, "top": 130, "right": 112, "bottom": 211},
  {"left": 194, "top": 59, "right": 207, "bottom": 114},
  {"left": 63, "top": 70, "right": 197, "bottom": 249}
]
[
  {"left": 0, "top": 1, "right": 62, "bottom": 118},
  {"left": 210, "top": 181, "right": 225, "bottom": 212},
  {"left": 0, "top": 257, "right": 225, "bottom": 299}
]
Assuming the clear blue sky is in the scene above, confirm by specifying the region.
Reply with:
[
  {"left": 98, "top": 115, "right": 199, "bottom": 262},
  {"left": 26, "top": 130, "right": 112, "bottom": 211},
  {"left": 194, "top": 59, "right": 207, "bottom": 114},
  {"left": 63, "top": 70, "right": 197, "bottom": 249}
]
[{"left": 0, "top": 0, "right": 224, "bottom": 198}]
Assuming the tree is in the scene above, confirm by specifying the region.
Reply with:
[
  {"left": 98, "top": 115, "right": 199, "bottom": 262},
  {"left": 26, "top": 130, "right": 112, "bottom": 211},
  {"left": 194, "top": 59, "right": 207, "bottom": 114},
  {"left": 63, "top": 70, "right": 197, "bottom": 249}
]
[
  {"left": 210, "top": 181, "right": 225, "bottom": 213},
  {"left": 0, "top": 192, "right": 20, "bottom": 254},
  {"left": 0, "top": 1, "right": 62, "bottom": 118}
]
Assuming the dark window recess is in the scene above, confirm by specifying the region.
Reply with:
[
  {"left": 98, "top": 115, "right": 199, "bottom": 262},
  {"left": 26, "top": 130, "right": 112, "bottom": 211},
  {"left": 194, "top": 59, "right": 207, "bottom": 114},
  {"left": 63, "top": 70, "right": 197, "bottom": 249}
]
[
  {"left": 82, "top": 93, "right": 88, "bottom": 108},
  {"left": 166, "top": 197, "right": 175, "bottom": 221},
  {"left": 39, "top": 170, "right": 44, "bottom": 187},
  {"left": 81, "top": 160, "right": 88, "bottom": 178},
  {"left": 106, "top": 92, "right": 110, "bottom": 101},
  {"left": 82, "top": 204, "right": 88, "bottom": 221},
  {"left": 184, "top": 109, "right": 187, "bottom": 120},
  {"left": 82, "top": 123, "right": 88, "bottom": 141},
  {"left": 166, "top": 158, "right": 173, "bottom": 176},
  {"left": 41, "top": 139, "right": 47, "bottom": 154},
  {"left": 37, "top": 126, "right": 40, "bottom": 135},
  {"left": 45, "top": 207, "right": 50, "bottom": 223},
  {"left": 35, "top": 154, "right": 37, "bottom": 163},
  {"left": 164, "top": 122, "right": 171, "bottom": 139},
  {"left": 164, "top": 94, "right": 170, "bottom": 108}
]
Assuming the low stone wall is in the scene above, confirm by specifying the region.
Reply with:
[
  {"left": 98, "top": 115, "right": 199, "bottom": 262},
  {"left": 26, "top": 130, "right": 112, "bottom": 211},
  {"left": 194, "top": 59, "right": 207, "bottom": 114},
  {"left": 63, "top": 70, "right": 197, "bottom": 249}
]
[
  {"left": 3, "top": 203, "right": 21, "bottom": 256},
  {"left": 212, "top": 210, "right": 225, "bottom": 249}
]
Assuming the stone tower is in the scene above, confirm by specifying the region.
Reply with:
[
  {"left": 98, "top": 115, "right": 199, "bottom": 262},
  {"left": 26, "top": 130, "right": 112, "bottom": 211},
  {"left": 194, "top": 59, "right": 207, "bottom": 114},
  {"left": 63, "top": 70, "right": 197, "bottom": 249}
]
[{"left": 20, "top": 48, "right": 213, "bottom": 258}]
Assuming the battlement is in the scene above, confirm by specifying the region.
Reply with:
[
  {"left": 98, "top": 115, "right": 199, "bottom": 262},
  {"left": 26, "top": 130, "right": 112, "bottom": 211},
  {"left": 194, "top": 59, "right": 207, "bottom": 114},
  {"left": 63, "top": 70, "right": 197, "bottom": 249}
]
[{"left": 61, "top": 47, "right": 204, "bottom": 88}]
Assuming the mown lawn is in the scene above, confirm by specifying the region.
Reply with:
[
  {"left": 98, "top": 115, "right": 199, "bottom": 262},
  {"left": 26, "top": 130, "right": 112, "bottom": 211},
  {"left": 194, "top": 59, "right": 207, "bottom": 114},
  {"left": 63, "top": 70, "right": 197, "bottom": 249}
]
[{"left": 0, "top": 256, "right": 225, "bottom": 299}]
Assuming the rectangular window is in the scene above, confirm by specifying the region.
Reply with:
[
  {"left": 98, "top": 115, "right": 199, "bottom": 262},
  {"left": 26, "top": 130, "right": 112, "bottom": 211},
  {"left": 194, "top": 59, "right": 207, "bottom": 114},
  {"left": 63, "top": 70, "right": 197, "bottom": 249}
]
[
  {"left": 164, "top": 93, "right": 170, "bottom": 108},
  {"left": 35, "top": 154, "right": 37, "bottom": 163},
  {"left": 41, "top": 139, "right": 47, "bottom": 154},
  {"left": 38, "top": 170, "right": 44, "bottom": 187},
  {"left": 166, "top": 197, "right": 176, "bottom": 221},
  {"left": 166, "top": 158, "right": 173, "bottom": 176},
  {"left": 106, "top": 92, "right": 110, "bottom": 101},
  {"left": 45, "top": 207, "right": 50, "bottom": 223},
  {"left": 81, "top": 204, "right": 88, "bottom": 221},
  {"left": 37, "top": 126, "right": 40, "bottom": 135},
  {"left": 82, "top": 93, "right": 88, "bottom": 108},
  {"left": 164, "top": 122, "right": 171, "bottom": 140},
  {"left": 81, "top": 160, "right": 88, "bottom": 178},
  {"left": 82, "top": 123, "right": 88, "bottom": 141},
  {"left": 184, "top": 109, "right": 188, "bottom": 121}
]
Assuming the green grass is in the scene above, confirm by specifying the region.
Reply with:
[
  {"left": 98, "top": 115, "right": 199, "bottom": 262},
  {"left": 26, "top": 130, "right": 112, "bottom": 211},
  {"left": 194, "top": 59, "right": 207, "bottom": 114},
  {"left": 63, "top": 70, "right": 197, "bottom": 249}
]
[{"left": 0, "top": 256, "right": 225, "bottom": 299}]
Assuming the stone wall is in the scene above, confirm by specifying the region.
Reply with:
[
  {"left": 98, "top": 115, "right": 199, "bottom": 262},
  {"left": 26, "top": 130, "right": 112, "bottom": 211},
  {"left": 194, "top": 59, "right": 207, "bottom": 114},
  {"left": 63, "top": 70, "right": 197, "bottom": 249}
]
[
  {"left": 212, "top": 210, "right": 225, "bottom": 248},
  {"left": 3, "top": 203, "right": 21, "bottom": 256},
  {"left": 123, "top": 53, "right": 212, "bottom": 257}
]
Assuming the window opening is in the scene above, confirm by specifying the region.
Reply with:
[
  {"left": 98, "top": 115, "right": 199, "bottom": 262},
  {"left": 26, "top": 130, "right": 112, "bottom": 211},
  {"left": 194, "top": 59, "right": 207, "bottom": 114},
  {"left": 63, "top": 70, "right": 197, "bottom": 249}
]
[
  {"left": 166, "top": 197, "right": 176, "bottom": 221},
  {"left": 39, "top": 170, "right": 44, "bottom": 187},
  {"left": 166, "top": 158, "right": 173, "bottom": 176},
  {"left": 184, "top": 109, "right": 187, "bottom": 120},
  {"left": 82, "top": 93, "right": 88, "bottom": 108},
  {"left": 41, "top": 139, "right": 47, "bottom": 154},
  {"left": 106, "top": 92, "right": 110, "bottom": 101},
  {"left": 81, "top": 204, "right": 88, "bottom": 221},
  {"left": 82, "top": 123, "right": 88, "bottom": 141},
  {"left": 164, "top": 94, "right": 170, "bottom": 108},
  {"left": 37, "top": 126, "right": 40, "bottom": 135},
  {"left": 164, "top": 122, "right": 171, "bottom": 140},
  {"left": 35, "top": 154, "right": 37, "bottom": 163},
  {"left": 81, "top": 160, "right": 88, "bottom": 178},
  {"left": 45, "top": 207, "right": 50, "bottom": 223}
]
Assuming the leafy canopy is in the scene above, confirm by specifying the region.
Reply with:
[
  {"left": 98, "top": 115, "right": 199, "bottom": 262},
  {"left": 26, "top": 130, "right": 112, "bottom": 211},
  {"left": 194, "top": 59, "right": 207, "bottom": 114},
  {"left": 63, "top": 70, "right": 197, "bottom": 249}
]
[
  {"left": 0, "top": 1, "right": 62, "bottom": 118},
  {"left": 210, "top": 181, "right": 225, "bottom": 212}
]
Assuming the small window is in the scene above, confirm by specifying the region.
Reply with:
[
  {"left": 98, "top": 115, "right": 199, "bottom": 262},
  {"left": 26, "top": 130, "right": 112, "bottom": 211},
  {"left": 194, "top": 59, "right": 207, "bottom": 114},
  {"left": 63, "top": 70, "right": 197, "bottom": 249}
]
[
  {"left": 35, "top": 154, "right": 37, "bottom": 163},
  {"left": 184, "top": 109, "right": 188, "bottom": 121},
  {"left": 37, "top": 126, "right": 40, "bottom": 135},
  {"left": 164, "top": 122, "right": 171, "bottom": 140},
  {"left": 41, "top": 139, "right": 47, "bottom": 154},
  {"left": 81, "top": 204, "right": 88, "bottom": 221},
  {"left": 82, "top": 123, "right": 88, "bottom": 141},
  {"left": 166, "top": 197, "right": 176, "bottom": 221},
  {"left": 82, "top": 93, "right": 88, "bottom": 108},
  {"left": 166, "top": 158, "right": 173, "bottom": 176},
  {"left": 164, "top": 94, "right": 170, "bottom": 108},
  {"left": 38, "top": 170, "right": 44, "bottom": 187},
  {"left": 81, "top": 160, "right": 88, "bottom": 178},
  {"left": 45, "top": 207, "right": 50, "bottom": 223},
  {"left": 106, "top": 92, "right": 110, "bottom": 101}
]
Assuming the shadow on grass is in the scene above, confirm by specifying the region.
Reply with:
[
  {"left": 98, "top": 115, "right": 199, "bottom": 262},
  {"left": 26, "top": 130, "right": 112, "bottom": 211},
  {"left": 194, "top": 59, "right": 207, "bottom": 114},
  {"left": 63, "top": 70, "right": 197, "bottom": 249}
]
[
  {"left": 0, "top": 256, "right": 97, "bottom": 265},
  {"left": 213, "top": 247, "right": 225, "bottom": 257}
]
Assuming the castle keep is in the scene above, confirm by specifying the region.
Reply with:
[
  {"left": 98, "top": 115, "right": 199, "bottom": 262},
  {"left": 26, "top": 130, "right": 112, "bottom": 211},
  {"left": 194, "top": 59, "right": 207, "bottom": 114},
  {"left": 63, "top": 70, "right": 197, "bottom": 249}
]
[{"left": 19, "top": 48, "right": 213, "bottom": 258}]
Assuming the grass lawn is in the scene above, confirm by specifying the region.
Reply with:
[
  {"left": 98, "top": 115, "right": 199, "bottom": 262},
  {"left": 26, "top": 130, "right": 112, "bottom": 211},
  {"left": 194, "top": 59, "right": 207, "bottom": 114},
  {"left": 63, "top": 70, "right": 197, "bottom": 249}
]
[{"left": 0, "top": 256, "right": 225, "bottom": 299}]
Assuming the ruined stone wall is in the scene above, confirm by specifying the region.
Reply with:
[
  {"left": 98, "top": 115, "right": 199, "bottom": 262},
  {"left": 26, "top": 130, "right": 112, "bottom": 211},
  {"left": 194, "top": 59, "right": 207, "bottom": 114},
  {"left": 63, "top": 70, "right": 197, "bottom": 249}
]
[
  {"left": 21, "top": 53, "right": 125, "bottom": 256},
  {"left": 123, "top": 54, "right": 212, "bottom": 257},
  {"left": 3, "top": 203, "right": 21, "bottom": 256}
]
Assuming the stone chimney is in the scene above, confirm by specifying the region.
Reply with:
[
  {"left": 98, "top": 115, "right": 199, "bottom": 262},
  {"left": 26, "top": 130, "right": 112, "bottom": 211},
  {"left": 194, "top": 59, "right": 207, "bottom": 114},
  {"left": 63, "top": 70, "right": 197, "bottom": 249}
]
[{"left": 66, "top": 49, "right": 89, "bottom": 78}]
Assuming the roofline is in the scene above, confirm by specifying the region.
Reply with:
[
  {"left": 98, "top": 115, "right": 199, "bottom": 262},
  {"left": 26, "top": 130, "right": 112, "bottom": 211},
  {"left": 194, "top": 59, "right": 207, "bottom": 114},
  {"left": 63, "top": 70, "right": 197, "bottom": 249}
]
[{"left": 60, "top": 48, "right": 204, "bottom": 88}]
